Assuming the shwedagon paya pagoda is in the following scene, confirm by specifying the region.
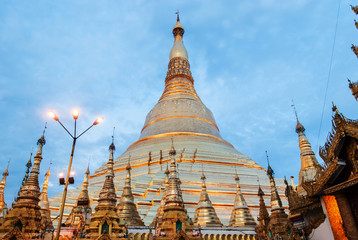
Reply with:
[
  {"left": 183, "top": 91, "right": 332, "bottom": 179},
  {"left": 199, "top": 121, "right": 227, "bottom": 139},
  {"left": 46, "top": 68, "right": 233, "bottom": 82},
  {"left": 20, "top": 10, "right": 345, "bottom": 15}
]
[{"left": 47, "top": 15, "right": 288, "bottom": 234}]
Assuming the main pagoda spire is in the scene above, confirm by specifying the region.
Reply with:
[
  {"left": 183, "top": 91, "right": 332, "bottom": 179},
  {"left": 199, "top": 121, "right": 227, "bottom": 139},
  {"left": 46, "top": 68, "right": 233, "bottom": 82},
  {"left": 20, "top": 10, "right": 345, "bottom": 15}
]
[
  {"left": 193, "top": 170, "right": 222, "bottom": 227},
  {"left": 87, "top": 140, "right": 124, "bottom": 239},
  {"left": 117, "top": 156, "right": 144, "bottom": 226},
  {"left": 229, "top": 172, "right": 256, "bottom": 227}
]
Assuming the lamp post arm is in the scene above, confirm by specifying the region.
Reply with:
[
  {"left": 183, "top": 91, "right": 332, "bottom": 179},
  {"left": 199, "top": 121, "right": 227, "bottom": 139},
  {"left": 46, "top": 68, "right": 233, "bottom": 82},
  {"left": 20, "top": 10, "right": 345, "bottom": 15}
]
[
  {"left": 55, "top": 137, "right": 77, "bottom": 240},
  {"left": 57, "top": 120, "right": 74, "bottom": 139},
  {"left": 77, "top": 124, "right": 95, "bottom": 139}
]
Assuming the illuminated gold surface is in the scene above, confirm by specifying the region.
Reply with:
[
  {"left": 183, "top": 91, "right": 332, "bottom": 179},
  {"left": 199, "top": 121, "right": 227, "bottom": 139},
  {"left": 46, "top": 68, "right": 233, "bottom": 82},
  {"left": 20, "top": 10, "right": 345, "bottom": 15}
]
[{"left": 323, "top": 195, "right": 347, "bottom": 240}]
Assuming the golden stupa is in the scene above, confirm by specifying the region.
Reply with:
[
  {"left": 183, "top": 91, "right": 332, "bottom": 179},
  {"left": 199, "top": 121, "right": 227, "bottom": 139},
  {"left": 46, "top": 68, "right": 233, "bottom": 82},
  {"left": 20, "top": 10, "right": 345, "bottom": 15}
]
[{"left": 49, "top": 15, "right": 288, "bottom": 230}]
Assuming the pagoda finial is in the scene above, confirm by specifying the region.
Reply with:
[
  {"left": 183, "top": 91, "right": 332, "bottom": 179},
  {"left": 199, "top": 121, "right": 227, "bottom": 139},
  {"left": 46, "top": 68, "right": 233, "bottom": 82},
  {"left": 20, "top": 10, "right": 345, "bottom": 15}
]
[
  {"left": 266, "top": 151, "right": 273, "bottom": 177},
  {"left": 169, "top": 137, "right": 176, "bottom": 156},
  {"left": 170, "top": 12, "right": 187, "bottom": 60},
  {"left": 176, "top": 10, "right": 180, "bottom": 22},
  {"left": 291, "top": 100, "right": 305, "bottom": 133}
]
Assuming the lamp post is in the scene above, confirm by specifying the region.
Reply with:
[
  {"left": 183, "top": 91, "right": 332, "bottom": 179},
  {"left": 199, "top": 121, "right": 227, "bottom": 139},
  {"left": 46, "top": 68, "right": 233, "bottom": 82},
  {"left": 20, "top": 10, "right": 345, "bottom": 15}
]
[{"left": 49, "top": 109, "right": 103, "bottom": 240}]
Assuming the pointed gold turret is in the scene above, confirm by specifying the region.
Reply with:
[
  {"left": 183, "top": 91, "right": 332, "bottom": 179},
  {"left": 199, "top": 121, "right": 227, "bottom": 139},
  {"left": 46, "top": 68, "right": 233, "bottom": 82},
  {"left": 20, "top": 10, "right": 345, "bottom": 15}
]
[
  {"left": 0, "top": 167, "right": 9, "bottom": 216},
  {"left": 0, "top": 134, "right": 46, "bottom": 237},
  {"left": 255, "top": 185, "right": 270, "bottom": 239},
  {"left": 150, "top": 164, "right": 170, "bottom": 227},
  {"left": 157, "top": 140, "right": 200, "bottom": 239},
  {"left": 39, "top": 167, "right": 53, "bottom": 230},
  {"left": 295, "top": 117, "right": 322, "bottom": 195},
  {"left": 229, "top": 173, "right": 256, "bottom": 227},
  {"left": 65, "top": 166, "right": 92, "bottom": 230},
  {"left": 266, "top": 163, "right": 291, "bottom": 239},
  {"left": 87, "top": 141, "right": 124, "bottom": 239},
  {"left": 193, "top": 171, "right": 222, "bottom": 227},
  {"left": 117, "top": 156, "right": 144, "bottom": 226}
]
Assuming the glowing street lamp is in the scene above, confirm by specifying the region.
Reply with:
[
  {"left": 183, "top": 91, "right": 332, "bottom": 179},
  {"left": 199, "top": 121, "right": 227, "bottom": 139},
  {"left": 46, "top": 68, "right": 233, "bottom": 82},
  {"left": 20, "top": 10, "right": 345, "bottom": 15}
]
[{"left": 49, "top": 109, "right": 103, "bottom": 240}]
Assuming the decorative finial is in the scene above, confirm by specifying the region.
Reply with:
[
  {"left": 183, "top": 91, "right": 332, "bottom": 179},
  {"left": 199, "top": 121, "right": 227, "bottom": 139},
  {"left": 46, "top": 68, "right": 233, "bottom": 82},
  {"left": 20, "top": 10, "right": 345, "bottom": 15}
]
[
  {"left": 37, "top": 123, "right": 47, "bottom": 146},
  {"left": 109, "top": 127, "right": 116, "bottom": 151},
  {"left": 43, "top": 122, "right": 47, "bottom": 136},
  {"left": 201, "top": 164, "right": 205, "bottom": 180},
  {"left": 291, "top": 100, "right": 305, "bottom": 133},
  {"left": 127, "top": 153, "right": 131, "bottom": 171},
  {"left": 332, "top": 102, "right": 338, "bottom": 114},
  {"left": 234, "top": 167, "right": 239, "bottom": 182},
  {"left": 169, "top": 137, "right": 176, "bottom": 156},
  {"left": 176, "top": 10, "right": 180, "bottom": 22},
  {"left": 291, "top": 100, "right": 298, "bottom": 120},
  {"left": 266, "top": 151, "right": 274, "bottom": 176}
]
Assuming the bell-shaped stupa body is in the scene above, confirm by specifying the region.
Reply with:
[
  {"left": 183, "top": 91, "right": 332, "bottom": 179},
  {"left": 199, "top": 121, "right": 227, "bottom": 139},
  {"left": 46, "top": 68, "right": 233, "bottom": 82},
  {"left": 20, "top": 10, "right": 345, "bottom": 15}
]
[
  {"left": 193, "top": 173, "right": 222, "bottom": 227},
  {"left": 49, "top": 16, "right": 288, "bottom": 228},
  {"left": 229, "top": 174, "right": 256, "bottom": 227}
]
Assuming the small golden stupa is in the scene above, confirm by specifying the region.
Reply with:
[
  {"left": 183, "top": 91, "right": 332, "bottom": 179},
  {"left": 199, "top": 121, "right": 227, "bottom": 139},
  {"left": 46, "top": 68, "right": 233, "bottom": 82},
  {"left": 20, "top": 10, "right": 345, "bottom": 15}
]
[
  {"left": 117, "top": 157, "right": 145, "bottom": 226},
  {"left": 86, "top": 141, "right": 125, "bottom": 239},
  {"left": 228, "top": 173, "right": 257, "bottom": 227},
  {"left": 193, "top": 171, "right": 222, "bottom": 227}
]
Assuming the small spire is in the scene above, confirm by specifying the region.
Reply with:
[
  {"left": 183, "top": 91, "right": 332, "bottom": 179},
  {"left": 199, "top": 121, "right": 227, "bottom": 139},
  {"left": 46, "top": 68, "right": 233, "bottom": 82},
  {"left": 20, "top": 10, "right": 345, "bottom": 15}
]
[
  {"left": 291, "top": 101, "right": 305, "bottom": 133},
  {"left": 165, "top": 163, "right": 169, "bottom": 175},
  {"left": 193, "top": 166, "right": 222, "bottom": 227},
  {"left": 127, "top": 154, "right": 132, "bottom": 171},
  {"left": 266, "top": 151, "right": 274, "bottom": 177},
  {"left": 117, "top": 153, "right": 144, "bottom": 226},
  {"left": 169, "top": 137, "right": 176, "bottom": 156}
]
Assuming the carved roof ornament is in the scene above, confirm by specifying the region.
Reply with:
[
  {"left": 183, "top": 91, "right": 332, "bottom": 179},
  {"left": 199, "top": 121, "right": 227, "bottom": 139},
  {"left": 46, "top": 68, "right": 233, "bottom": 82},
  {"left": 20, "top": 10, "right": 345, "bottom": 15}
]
[
  {"left": 348, "top": 79, "right": 358, "bottom": 101},
  {"left": 117, "top": 154, "right": 144, "bottom": 226},
  {"left": 193, "top": 167, "right": 222, "bottom": 227}
]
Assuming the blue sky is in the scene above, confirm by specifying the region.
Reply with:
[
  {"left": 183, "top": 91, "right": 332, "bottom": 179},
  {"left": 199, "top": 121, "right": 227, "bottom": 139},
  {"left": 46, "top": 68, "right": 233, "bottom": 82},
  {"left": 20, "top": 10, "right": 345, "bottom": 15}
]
[{"left": 0, "top": 0, "right": 357, "bottom": 206}]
